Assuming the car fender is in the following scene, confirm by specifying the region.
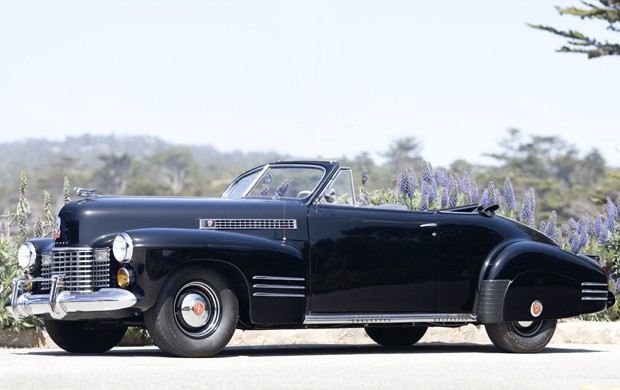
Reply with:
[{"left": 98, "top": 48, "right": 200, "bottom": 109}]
[
  {"left": 476, "top": 240, "right": 608, "bottom": 323},
  {"left": 121, "top": 228, "right": 305, "bottom": 324}
]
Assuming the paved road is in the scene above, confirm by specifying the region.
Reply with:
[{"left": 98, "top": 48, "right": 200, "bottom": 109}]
[{"left": 1, "top": 343, "right": 619, "bottom": 389}]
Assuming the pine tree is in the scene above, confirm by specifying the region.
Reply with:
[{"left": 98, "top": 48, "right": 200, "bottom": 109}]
[{"left": 530, "top": 1, "right": 620, "bottom": 58}]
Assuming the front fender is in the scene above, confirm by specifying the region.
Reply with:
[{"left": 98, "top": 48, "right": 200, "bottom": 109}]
[
  {"left": 476, "top": 240, "right": 608, "bottom": 323},
  {"left": 123, "top": 228, "right": 305, "bottom": 324}
]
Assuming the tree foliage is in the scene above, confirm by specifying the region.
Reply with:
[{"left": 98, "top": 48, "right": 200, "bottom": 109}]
[{"left": 530, "top": 0, "right": 620, "bottom": 58}]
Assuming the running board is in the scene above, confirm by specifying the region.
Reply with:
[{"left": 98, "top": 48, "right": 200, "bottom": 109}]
[{"left": 303, "top": 313, "right": 477, "bottom": 325}]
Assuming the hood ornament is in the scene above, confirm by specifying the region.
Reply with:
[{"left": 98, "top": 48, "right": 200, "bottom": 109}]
[{"left": 74, "top": 187, "right": 99, "bottom": 199}]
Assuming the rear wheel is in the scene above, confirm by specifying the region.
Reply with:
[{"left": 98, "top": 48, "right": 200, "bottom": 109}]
[
  {"left": 144, "top": 267, "right": 239, "bottom": 357},
  {"left": 485, "top": 320, "right": 557, "bottom": 353},
  {"left": 365, "top": 326, "right": 428, "bottom": 347},
  {"left": 44, "top": 320, "right": 127, "bottom": 353}
]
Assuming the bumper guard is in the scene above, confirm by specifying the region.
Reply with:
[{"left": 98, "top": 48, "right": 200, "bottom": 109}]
[{"left": 8, "top": 275, "right": 138, "bottom": 320}]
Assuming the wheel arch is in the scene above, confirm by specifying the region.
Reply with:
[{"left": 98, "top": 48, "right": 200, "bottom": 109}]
[{"left": 476, "top": 240, "right": 608, "bottom": 323}]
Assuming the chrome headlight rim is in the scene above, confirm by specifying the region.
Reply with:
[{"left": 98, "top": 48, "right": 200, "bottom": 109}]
[
  {"left": 17, "top": 242, "right": 37, "bottom": 271},
  {"left": 112, "top": 232, "right": 133, "bottom": 263}
]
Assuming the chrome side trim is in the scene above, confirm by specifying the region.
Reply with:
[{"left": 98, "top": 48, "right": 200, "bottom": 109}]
[
  {"left": 581, "top": 290, "right": 608, "bottom": 295},
  {"left": 304, "top": 313, "right": 477, "bottom": 325},
  {"left": 251, "top": 275, "right": 305, "bottom": 298},
  {"left": 253, "top": 275, "right": 305, "bottom": 282},
  {"left": 253, "top": 292, "right": 305, "bottom": 298},
  {"left": 582, "top": 297, "right": 609, "bottom": 301},
  {"left": 252, "top": 284, "right": 305, "bottom": 290},
  {"left": 581, "top": 282, "right": 608, "bottom": 287}
]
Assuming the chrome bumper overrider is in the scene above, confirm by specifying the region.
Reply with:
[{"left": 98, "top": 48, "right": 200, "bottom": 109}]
[{"left": 8, "top": 275, "right": 138, "bottom": 320}]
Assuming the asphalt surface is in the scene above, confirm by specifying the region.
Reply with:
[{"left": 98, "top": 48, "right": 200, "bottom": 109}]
[{"left": 2, "top": 343, "right": 620, "bottom": 389}]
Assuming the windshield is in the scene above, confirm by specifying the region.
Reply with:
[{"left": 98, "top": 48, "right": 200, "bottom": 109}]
[{"left": 222, "top": 165, "right": 326, "bottom": 200}]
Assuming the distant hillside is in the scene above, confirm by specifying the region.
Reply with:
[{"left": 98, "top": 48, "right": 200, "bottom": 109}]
[
  {"left": 0, "top": 133, "right": 284, "bottom": 174},
  {"left": 0, "top": 134, "right": 285, "bottom": 216}
]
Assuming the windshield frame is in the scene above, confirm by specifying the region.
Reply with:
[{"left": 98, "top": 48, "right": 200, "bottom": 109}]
[{"left": 221, "top": 163, "right": 328, "bottom": 203}]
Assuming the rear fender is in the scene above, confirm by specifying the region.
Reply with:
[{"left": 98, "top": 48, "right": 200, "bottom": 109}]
[{"left": 476, "top": 240, "right": 608, "bottom": 323}]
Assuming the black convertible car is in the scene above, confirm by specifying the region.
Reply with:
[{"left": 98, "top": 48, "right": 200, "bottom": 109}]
[{"left": 9, "top": 160, "right": 616, "bottom": 357}]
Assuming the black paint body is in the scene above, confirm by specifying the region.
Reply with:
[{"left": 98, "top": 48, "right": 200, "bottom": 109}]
[{"left": 32, "top": 161, "right": 612, "bottom": 327}]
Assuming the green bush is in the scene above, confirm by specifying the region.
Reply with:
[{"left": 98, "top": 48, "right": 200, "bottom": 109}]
[{"left": 0, "top": 236, "right": 43, "bottom": 331}]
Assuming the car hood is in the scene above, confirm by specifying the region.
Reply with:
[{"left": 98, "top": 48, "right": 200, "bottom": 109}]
[{"left": 55, "top": 196, "right": 303, "bottom": 247}]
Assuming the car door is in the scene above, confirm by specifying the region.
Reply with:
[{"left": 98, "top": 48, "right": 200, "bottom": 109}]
[{"left": 307, "top": 171, "right": 440, "bottom": 313}]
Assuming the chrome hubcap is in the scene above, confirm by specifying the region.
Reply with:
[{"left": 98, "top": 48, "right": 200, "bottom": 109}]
[
  {"left": 174, "top": 281, "right": 221, "bottom": 338},
  {"left": 179, "top": 293, "right": 211, "bottom": 328}
]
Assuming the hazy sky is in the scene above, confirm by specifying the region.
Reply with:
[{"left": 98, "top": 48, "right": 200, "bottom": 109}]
[{"left": 1, "top": 1, "right": 618, "bottom": 168}]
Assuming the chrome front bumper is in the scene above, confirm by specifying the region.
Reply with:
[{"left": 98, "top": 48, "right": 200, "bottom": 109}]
[{"left": 8, "top": 275, "right": 138, "bottom": 320}]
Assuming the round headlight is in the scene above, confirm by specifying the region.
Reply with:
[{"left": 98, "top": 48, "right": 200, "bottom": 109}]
[
  {"left": 18, "top": 242, "right": 37, "bottom": 270},
  {"left": 112, "top": 233, "right": 133, "bottom": 263}
]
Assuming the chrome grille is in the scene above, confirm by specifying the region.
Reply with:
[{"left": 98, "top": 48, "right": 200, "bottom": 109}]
[
  {"left": 199, "top": 219, "right": 298, "bottom": 230},
  {"left": 41, "top": 248, "right": 110, "bottom": 293}
]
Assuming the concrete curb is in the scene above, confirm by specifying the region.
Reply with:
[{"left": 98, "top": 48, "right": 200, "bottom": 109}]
[{"left": 1, "top": 321, "right": 618, "bottom": 349}]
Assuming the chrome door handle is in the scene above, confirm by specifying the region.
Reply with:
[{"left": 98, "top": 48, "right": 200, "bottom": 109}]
[{"left": 420, "top": 223, "right": 438, "bottom": 237}]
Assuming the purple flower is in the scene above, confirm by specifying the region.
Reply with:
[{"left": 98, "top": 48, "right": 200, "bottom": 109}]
[
  {"left": 446, "top": 175, "right": 454, "bottom": 198},
  {"left": 615, "top": 278, "right": 620, "bottom": 294},
  {"left": 260, "top": 185, "right": 270, "bottom": 197},
  {"left": 494, "top": 188, "right": 502, "bottom": 211},
  {"left": 397, "top": 170, "right": 408, "bottom": 197},
  {"left": 422, "top": 161, "right": 433, "bottom": 183},
  {"left": 595, "top": 213, "right": 604, "bottom": 238},
  {"left": 437, "top": 168, "right": 447, "bottom": 187},
  {"left": 480, "top": 188, "right": 489, "bottom": 207},
  {"left": 449, "top": 181, "right": 459, "bottom": 208},
  {"left": 440, "top": 187, "right": 448, "bottom": 208},
  {"left": 470, "top": 181, "right": 479, "bottom": 204},
  {"left": 539, "top": 221, "right": 547, "bottom": 233},
  {"left": 397, "top": 166, "right": 418, "bottom": 200},
  {"left": 598, "top": 220, "right": 609, "bottom": 245},
  {"left": 578, "top": 216, "right": 588, "bottom": 247},
  {"left": 361, "top": 168, "right": 369, "bottom": 187},
  {"left": 569, "top": 234, "right": 582, "bottom": 253},
  {"left": 606, "top": 197, "right": 617, "bottom": 234},
  {"left": 461, "top": 171, "right": 472, "bottom": 204},
  {"left": 451, "top": 174, "right": 462, "bottom": 194},
  {"left": 504, "top": 177, "right": 515, "bottom": 211},
  {"left": 462, "top": 170, "right": 471, "bottom": 193},
  {"left": 520, "top": 187, "right": 536, "bottom": 227},
  {"left": 428, "top": 177, "right": 438, "bottom": 204},
  {"left": 483, "top": 181, "right": 499, "bottom": 207},
  {"left": 275, "top": 180, "right": 291, "bottom": 197},
  {"left": 420, "top": 195, "right": 429, "bottom": 211},
  {"left": 567, "top": 218, "right": 582, "bottom": 253},
  {"left": 544, "top": 211, "right": 558, "bottom": 243}
]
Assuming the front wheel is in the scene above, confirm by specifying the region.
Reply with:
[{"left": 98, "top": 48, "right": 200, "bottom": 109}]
[
  {"left": 44, "top": 320, "right": 127, "bottom": 353},
  {"left": 365, "top": 326, "right": 428, "bottom": 347},
  {"left": 144, "top": 267, "right": 239, "bottom": 357},
  {"left": 485, "top": 320, "right": 557, "bottom": 353}
]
